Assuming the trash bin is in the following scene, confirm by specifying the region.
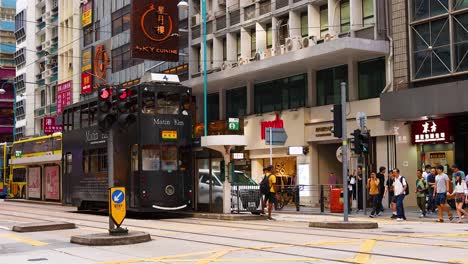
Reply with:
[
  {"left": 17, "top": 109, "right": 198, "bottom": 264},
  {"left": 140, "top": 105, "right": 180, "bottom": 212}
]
[{"left": 330, "top": 188, "right": 344, "bottom": 213}]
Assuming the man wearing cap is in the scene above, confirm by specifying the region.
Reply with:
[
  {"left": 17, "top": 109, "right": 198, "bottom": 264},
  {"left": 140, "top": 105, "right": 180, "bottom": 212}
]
[{"left": 264, "top": 166, "right": 277, "bottom": 220}]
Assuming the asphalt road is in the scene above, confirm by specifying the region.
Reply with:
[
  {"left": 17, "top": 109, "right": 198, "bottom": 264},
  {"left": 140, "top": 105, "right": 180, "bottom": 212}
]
[{"left": 0, "top": 200, "right": 466, "bottom": 264}]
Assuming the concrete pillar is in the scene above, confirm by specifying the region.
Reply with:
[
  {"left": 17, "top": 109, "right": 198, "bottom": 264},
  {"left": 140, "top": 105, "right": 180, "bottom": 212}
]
[
  {"left": 289, "top": 10, "right": 301, "bottom": 38},
  {"left": 213, "top": 36, "right": 223, "bottom": 68},
  {"left": 240, "top": 27, "right": 250, "bottom": 59},
  {"left": 348, "top": 58, "right": 359, "bottom": 101},
  {"left": 246, "top": 80, "right": 254, "bottom": 115},
  {"left": 256, "top": 22, "right": 266, "bottom": 52},
  {"left": 219, "top": 88, "right": 226, "bottom": 120},
  {"left": 350, "top": 0, "right": 363, "bottom": 35},
  {"left": 328, "top": 0, "right": 340, "bottom": 36},
  {"left": 308, "top": 4, "right": 320, "bottom": 39},
  {"left": 307, "top": 68, "right": 316, "bottom": 107},
  {"left": 226, "top": 32, "right": 237, "bottom": 63},
  {"left": 272, "top": 16, "right": 278, "bottom": 49},
  {"left": 196, "top": 93, "right": 204, "bottom": 123}
]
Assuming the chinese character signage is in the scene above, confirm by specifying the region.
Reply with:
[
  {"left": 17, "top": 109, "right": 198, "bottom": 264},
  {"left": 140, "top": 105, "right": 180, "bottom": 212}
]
[
  {"left": 131, "top": 0, "right": 179, "bottom": 61},
  {"left": 57, "top": 81, "right": 72, "bottom": 114},
  {"left": 82, "top": 47, "right": 93, "bottom": 94},
  {"left": 81, "top": 73, "right": 92, "bottom": 94},
  {"left": 412, "top": 118, "right": 453, "bottom": 144},
  {"left": 43, "top": 117, "right": 63, "bottom": 135},
  {"left": 82, "top": 0, "right": 93, "bottom": 27}
]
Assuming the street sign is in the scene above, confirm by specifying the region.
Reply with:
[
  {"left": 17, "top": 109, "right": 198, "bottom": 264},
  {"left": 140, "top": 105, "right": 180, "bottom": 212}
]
[
  {"left": 15, "top": 151, "right": 22, "bottom": 158},
  {"left": 109, "top": 187, "right": 126, "bottom": 227},
  {"left": 228, "top": 118, "right": 240, "bottom": 131},
  {"left": 265, "top": 128, "right": 288, "bottom": 145},
  {"left": 356, "top": 112, "right": 367, "bottom": 129}
]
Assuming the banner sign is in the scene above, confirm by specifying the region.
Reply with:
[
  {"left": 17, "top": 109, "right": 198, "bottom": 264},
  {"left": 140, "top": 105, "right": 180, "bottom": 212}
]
[
  {"left": 57, "top": 81, "right": 72, "bottom": 114},
  {"left": 131, "top": 0, "right": 179, "bottom": 61},
  {"left": 260, "top": 114, "right": 284, "bottom": 140},
  {"left": 82, "top": 0, "right": 93, "bottom": 27},
  {"left": 412, "top": 118, "right": 454, "bottom": 144},
  {"left": 82, "top": 47, "right": 93, "bottom": 94},
  {"left": 28, "top": 167, "right": 41, "bottom": 199},
  {"left": 43, "top": 117, "right": 62, "bottom": 135},
  {"left": 81, "top": 72, "right": 92, "bottom": 94},
  {"left": 45, "top": 166, "right": 60, "bottom": 200}
]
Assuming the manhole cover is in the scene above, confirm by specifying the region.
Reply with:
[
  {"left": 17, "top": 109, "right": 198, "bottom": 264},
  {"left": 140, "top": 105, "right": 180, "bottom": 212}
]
[
  {"left": 28, "top": 258, "right": 48, "bottom": 262},
  {"left": 383, "top": 230, "right": 414, "bottom": 234}
]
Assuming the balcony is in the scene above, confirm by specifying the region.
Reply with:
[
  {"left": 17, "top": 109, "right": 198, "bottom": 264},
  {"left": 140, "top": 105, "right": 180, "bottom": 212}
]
[
  {"left": 193, "top": 119, "right": 244, "bottom": 138},
  {"left": 35, "top": 107, "right": 45, "bottom": 117},
  {"left": 51, "top": 14, "right": 58, "bottom": 23},
  {"left": 49, "top": 73, "right": 58, "bottom": 83},
  {"left": 37, "top": 21, "right": 46, "bottom": 31},
  {"left": 48, "top": 104, "right": 56, "bottom": 113},
  {"left": 38, "top": 50, "right": 48, "bottom": 58}
]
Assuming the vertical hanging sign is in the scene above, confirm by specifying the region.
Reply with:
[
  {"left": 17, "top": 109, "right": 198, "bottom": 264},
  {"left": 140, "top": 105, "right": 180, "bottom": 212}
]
[{"left": 131, "top": 0, "right": 179, "bottom": 61}]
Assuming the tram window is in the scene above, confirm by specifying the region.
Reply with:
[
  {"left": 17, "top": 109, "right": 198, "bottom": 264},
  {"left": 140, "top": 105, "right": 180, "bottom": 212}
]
[
  {"left": 65, "top": 153, "right": 72, "bottom": 174},
  {"left": 12, "top": 168, "right": 26, "bottom": 182},
  {"left": 141, "top": 91, "right": 182, "bottom": 115},
  {"left": 161, "top": 145, "right": 177, "bottom": 172},
  {"left": 53, "top": 137, "right": 62, "bottom": 151},
  {"left": 81, "top": 105, "right": 90, "bottom": 128},
  {"left": 142, "top": 145, "right": 160, "bottom": 171},
  {"left": 83, "top": 148, "right": 107, "bottom": 173},
  {"left": 89, "top": 103, "right": 97, "bottom": 127},
  {"left": 73, "top": 108, "right": 81, "bottom": 129},
  {"left": 131, "top": 144, "right": 138, "bottom": 172}
]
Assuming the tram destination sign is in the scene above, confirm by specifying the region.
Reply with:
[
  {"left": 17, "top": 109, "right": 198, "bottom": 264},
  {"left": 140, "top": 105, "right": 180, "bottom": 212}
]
[
  {"left": 109, "top": 187, "right": 126, "bottom": 227},
  {"left": 162, "top": 130, "right": 177, "bottom": 140}
]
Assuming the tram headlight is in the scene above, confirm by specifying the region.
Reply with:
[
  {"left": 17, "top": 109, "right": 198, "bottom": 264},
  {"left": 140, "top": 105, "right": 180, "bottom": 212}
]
[{"left": 165, "top": 185, "right": 175, "bottom": 196}]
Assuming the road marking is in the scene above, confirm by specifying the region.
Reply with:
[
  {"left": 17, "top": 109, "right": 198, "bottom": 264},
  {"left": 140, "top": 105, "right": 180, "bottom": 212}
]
[
  {"left": 195, "top": 249, "right": 233, "bottom": 264},
  {"left": 353, "top": 239, "right": 376, "bottom": 264},
  {"left": 0, "top": 225, "right": 10, "bottom": 231},
  {"left": 1, "top": 233, "right": 47, "bottom": 246},
  {"left": 99, "top": 249, "right": 225, "bottom": 264}
]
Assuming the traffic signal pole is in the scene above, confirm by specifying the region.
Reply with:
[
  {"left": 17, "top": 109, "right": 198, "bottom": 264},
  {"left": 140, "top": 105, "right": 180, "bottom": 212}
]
[
  {"left": 108, "top": 130, "right": 115, "bottom": 231},
  {"left": 341, "top": 82, "right": 349, "bottom": 222}
]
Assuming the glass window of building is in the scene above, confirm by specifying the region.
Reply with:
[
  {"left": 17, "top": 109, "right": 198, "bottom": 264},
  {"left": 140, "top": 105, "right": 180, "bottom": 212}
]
[
  {"left": 316, "top": 65, "right": 348, "bottom": 106},
  {"left": 301, "top": 12, "right": 308, "bottom": 37},
  {"left": 251, "top": 28, "right": 256, "bottom": 57},
  {"left": 266, "top": 23, "right": 273, "bottom": 48},
  {"left": 207, "top": 93, "right": 219, "bottom": 122},
  {"left": 454, "top": 0, "right": 468, "bottom": 10},
  {"left": 40, "top": 90, "right": 46, "bottom": 107},
  {"left": 222, "top": 37, "right": 227, "bottom": 61},
  {"left": 226, "top": 87, "right": 247, "bottom": 118},
  {"left": 340, "top": 0, "right": 350, "bottom": 32},
  {"left": 454, "top": 13, "right": 468, "bottom": 72},
  {"left": 236, "top": 33, "right": 241, "bottom": 60},
  {"left": 112, "top": 5, "right": 131, "bottom": 36},
  {"left": 320, "top": 5, "right": 328, "bottom": 38},
  {"left": 412, "top": 0, "right": 449, "bottom": 20},
  {"left": 95, "top": 20, "right": 100, "bottom": 41},
  {"left": 112, "top": 44, "right": 143, "bottom": 72},
  {"left": 254, "top": 74, "right": 307, "bottom": 113},
  {"left": 362, "top": 0, "right": 374, "bottom": 25},
  {"left": 358, "top": 57, "right": 386, "bottom": 100},
  {"left": 83, "top": 27, "right": 93, "bottom": 46}
]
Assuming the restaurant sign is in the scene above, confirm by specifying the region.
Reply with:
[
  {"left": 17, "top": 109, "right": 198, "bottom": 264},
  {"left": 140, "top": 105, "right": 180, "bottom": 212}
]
[{"left": 412, "top": 118, "right": 453, "bottom": 144}]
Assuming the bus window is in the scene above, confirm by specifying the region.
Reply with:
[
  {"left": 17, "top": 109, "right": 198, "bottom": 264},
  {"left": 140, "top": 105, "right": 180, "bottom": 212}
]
[
  {"left": 142, "top": 145, "right": 160, "bottom": 171},
  {"left": 53, "top": 136, "right": 62, "bottom": 151},
  {"left": 13, "top": 168, "right": 26, "bottom": 182},
  {"left": 161, "top": 145, "right": 177, "bottom": 172}
]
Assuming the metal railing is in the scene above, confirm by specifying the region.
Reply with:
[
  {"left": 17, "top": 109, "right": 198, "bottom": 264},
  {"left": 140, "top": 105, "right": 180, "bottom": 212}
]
[{"left": 231, "top": 185, "right": 261, "bottom": 213}]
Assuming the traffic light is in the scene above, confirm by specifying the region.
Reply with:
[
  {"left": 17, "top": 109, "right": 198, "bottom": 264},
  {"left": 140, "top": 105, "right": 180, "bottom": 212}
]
[
  {"left": 331, "top": 104, "right": 342, "bottom": 138},
  {"left": 116, "top": 88, "right": 136, "bottom": 128},
  {"left": 98, "top": 87, "right": 116, "bottom": 131},
  {"left": 350, "top": 129, "right": 362, "bottom": 154},
  {"left": 360, "top": 131, "right": 371, "bottom": 153}
]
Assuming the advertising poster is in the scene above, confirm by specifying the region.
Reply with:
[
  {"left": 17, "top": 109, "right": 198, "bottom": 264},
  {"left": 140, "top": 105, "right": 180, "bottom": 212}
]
[
  {"left": 131, "top": 0, "right": 179, "bottom": 61},
  {"left": 45, "top": 166, "right": 60, "bottom": 200},
  {"left": 28, "top": 167, "right": 41, "bottom": 199},
  {"left": 43, "top": 117, "right": 62, "bottom": 135},
  {"left": 57, "top": 81, "right": 72, "bottom": 114},
  {"left": 81, "top": 0, "right": 93, "bottom": 27}
]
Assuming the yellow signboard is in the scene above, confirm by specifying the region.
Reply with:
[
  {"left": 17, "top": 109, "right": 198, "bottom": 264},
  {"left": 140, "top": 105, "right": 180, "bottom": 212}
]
[
  {"left": 109, "top": 187, "right": 126, "bottom": 227},
  {"left": 81, "top": 0, "right": 92, "bottom": 27},
  {"left": 82, "top": 48, "right": 92, "bottom": 72},
  {"left": 162, "top": 130, "right": 177, "bottom": 140}
]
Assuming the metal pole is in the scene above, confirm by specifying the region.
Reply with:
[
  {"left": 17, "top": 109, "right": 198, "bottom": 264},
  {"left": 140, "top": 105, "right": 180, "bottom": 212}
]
[
  {"left": 341, "top": 82, "right": 348, "bottom": 222},
  {"left": 202, "top": 0, "right": 208, "bottom": 137},
  {"left": 269, "top": 128, "right": 272, "bottom": 165},
  {"left": 108, "top": 130, "right": 115, "bottom": 231},
  {"left": 12, "top": 82, "right": 16, "bottom": 141},
  {"left": 362, "top": 154, "right": 367, "bottom": 215}
]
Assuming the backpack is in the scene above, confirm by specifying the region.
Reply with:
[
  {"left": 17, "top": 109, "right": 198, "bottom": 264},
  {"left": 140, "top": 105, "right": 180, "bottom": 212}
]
[
  {"left": 260, "top": 175, "right": 270, "bottom": 194},
  {"left": 400, "top": 176, "right": 410, "bottom": 196}
]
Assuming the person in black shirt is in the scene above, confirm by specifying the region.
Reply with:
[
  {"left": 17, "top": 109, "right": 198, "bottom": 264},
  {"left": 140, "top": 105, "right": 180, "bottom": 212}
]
[
  {"left": 357, "top": 166, "right": 364, "bottom": 212},
  {"left": 385, "top": 171, "right": 396, "bottom": 218},
  {"left": 376, "top": 167, "right": 386, "bottom": 214},
  {"left": 426, "top": 167, "right": 437, "bottom": 213}
]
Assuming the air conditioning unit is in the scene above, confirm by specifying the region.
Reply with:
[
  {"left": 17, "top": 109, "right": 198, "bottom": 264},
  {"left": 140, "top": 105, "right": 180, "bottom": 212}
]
[
  {"left": 221, "top": 62, "right": 231, "bottom": 70},
  {"left": 286, "top": 37, "right": 302, "bottom": 52},
  {"left": 191, "top": 14, "right": 201, "bottom": 25},
  {"left": 238, "top": 57, "right": 248, "bottom": 65},
  {"left": 302, "top": 36, "right": 317, "bottom": 48},
  {"left": 280, "top": 44, "right": 286, "bottom": 54},
  {"left": 324, "top": 33, "right": 336, "bottom": 42},
  {"left": 270, "top": 47, "right": 277, "bottom": 56}
]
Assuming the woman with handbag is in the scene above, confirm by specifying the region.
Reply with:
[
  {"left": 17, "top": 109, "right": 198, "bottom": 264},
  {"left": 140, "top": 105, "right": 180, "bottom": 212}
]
[{"left": 450, "top": 172, "right": 468, "bottom": 223}]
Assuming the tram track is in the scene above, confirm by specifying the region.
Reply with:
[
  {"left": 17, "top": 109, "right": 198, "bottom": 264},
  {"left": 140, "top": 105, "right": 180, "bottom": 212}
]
[{"left": 0, "top": 204, "right": 464, "bottom": 263}]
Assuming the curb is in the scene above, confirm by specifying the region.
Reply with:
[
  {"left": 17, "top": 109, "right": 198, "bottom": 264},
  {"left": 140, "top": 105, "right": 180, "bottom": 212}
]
[
  {"left": 12, "top": 222, "right": 76, "bottom": 232},
  {"left": 70, "top": 231, "right": 151, "bottom": 246},
  {"left": 174, "top": 212, "right": 267, "bottom": 221},
  {"left": 309, "top": 221, "right": 378, "bottom": 229},
  {"left": 4, "top": 199, "right": 68, "bottom": 207}
]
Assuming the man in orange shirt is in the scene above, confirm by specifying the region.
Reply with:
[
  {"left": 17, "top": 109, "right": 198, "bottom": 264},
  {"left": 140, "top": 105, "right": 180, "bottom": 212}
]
[
  {"left": 368, "top": 172, "right": 380, "bottom": 218},
  {"left": 264, "top": 166, "right": 276, "bottom": 220}
]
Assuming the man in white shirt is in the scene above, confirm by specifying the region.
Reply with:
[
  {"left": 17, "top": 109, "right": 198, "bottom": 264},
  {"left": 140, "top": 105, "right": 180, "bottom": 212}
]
[
  {"left": 433, "top": 165, "right": 453, "bottom": 222},
  {"left": 392, "top": 168, "right": 407, "bottom": 221},
  {"left": 422, "top": 165, "right": 431, "bottom": 181}
]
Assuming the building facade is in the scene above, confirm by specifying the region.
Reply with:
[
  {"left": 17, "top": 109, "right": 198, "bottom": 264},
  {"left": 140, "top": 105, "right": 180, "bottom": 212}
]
[
  {"left": 183, "top": 0, "right": 409, "bottom": 207},
  {"left": 381, "top": 1, "right": 468, "bottom": 178},
  {"left": 0, "top": 0, "right": 15, "bottom": 142}
]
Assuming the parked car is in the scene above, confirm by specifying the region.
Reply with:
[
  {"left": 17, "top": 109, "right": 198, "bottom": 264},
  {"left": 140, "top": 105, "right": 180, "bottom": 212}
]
[{"left": 198, "top": 169, "right": 262, "bottom": 213}]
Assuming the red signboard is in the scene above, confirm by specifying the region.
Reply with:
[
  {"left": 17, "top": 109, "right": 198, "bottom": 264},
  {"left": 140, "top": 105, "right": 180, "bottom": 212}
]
[
  {"left": 43, "top": 117, "right": 62, "bottom": 135},
  {"left": 261, "top": 114, "right": 284, "bottom": 140},
  {"left": 81, "top": 72, "right": 92, "bottom": 94},
  {"left": 131, "top": 0, "right": 179, "bottom": 61},
  {"left": 27, "top": 167, "right": 41, "bottom": 199},
  {"left": 57, "top": 81, "right": 72, "bottom": 114},
  {"left": 45, "top": 166, "right": 60, "bottom": 200},
  {"left": 412, "top": 118, "right": 454, "bottom": 144}
]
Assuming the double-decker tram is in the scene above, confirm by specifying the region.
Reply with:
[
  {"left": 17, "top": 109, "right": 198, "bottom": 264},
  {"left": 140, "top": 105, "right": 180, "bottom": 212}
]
[
  {"left": 0, "top": 142, "right": 11, "bottom": 197},
  {"left": 62, "top": 74, "right": 193, "bottom": 212}
]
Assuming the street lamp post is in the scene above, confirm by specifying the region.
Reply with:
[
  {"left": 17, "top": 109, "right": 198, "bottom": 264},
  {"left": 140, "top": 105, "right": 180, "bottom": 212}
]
[{"left": 178, "top": 0, "right": 207, "bottom": 136}]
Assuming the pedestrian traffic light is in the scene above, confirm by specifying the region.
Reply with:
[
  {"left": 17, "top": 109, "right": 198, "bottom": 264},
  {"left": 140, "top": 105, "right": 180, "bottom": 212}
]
[
  {"left": 350, "top": 129, "right": 362, "bottom": 154},
  {"left": 360, "top": 131, "right": 371, "bottom": 153},
  {"left": 117, "top": 88, "right": 136, "bottom": 128},
  {"left": 98, "top": 87, "right": 116, "bottom": 131},
  {"left": 331, "top": 104, "right": 342, "bottom": 138}
]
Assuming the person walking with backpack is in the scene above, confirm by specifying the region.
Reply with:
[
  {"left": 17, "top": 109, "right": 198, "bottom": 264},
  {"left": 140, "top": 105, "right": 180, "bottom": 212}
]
[
  {"left": 392, "top": 168, "right": 408, "bottom": 221},
  {"left": 433, "top": 165, "right": 454, "bottom": 223},
  {"left": 260, "top": 166, "right": 276, "bottom": 220},
  {"left": 415, "top": 169, "right": 428, "bottom": 218},
  {"left": 449, "top": 172, "right": 468, "bottom": 223},
  {"left": 367, "top": 172, "right": 380, "bottom": 218}
]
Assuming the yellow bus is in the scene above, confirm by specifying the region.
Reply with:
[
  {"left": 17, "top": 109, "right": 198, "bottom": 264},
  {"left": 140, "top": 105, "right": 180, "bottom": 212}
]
[
  {"left": 0, "top": 143, "right": 11, "bottom": 197},
  {"left": 9, "top": 133, "right": 62, "bottom": 200}
]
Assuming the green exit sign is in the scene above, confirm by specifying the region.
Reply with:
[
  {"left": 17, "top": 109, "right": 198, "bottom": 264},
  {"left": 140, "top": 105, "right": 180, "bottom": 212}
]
[
  {"left": 228, "top": 118, "right": 239, "bottom": 131},
  {"left": 15, "top": 151, "right": 22, "bottom": 157}
]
